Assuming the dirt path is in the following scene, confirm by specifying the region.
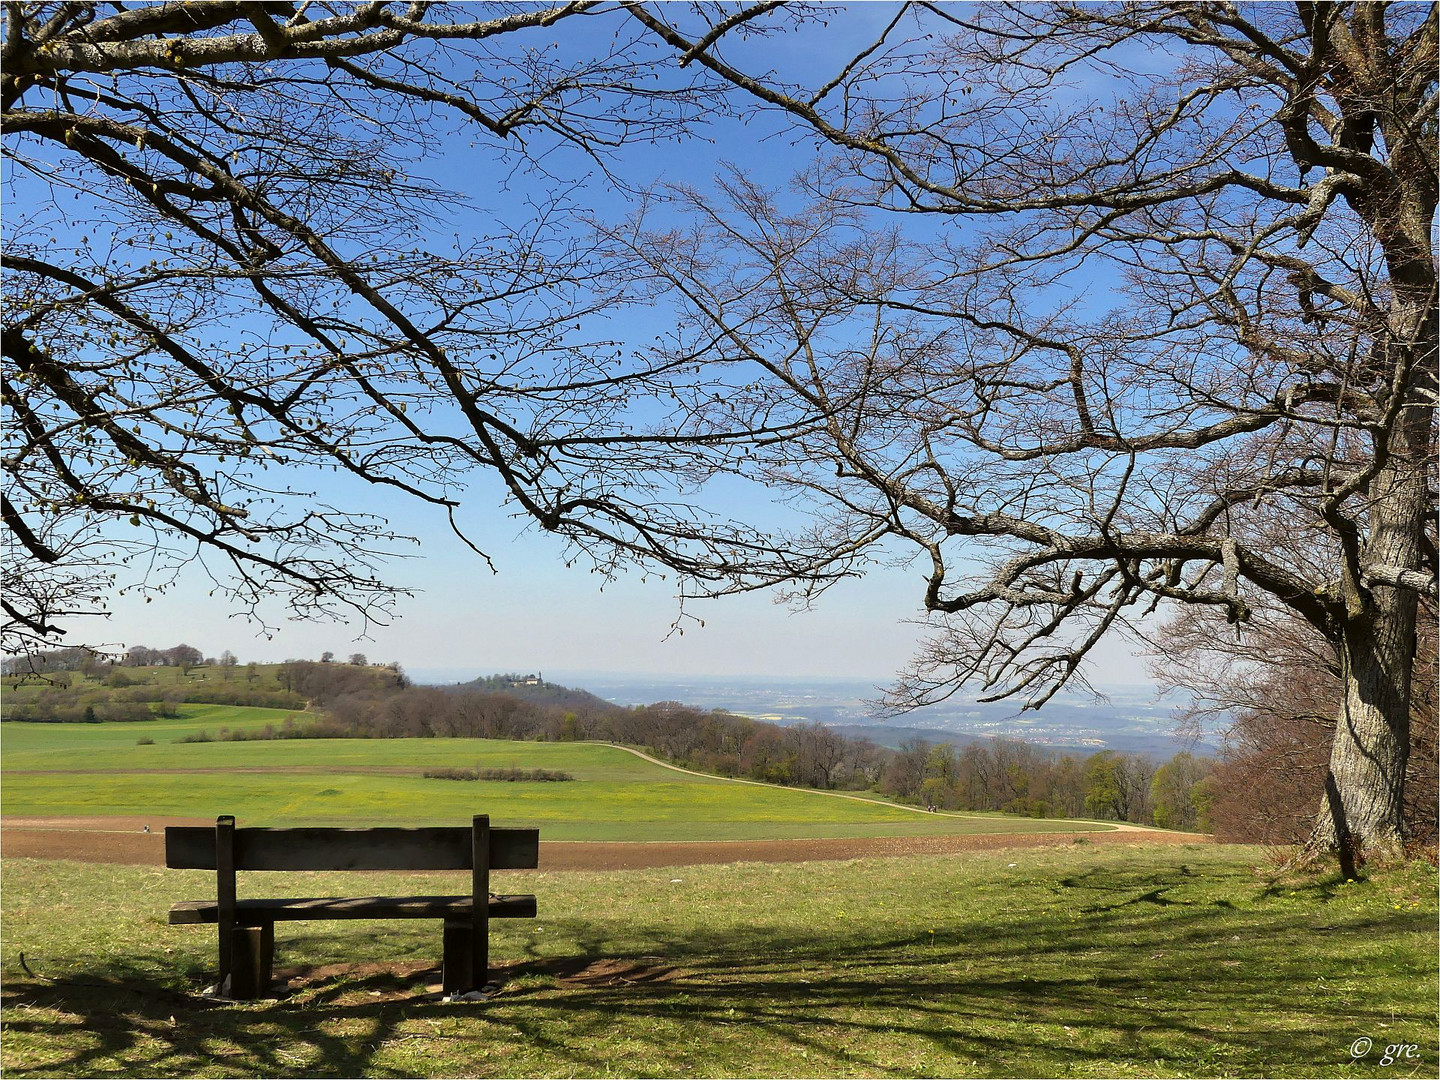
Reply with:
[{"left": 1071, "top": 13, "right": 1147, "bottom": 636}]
[{"left": 1, "top": 815, "right": 1207, "bottom": 869}]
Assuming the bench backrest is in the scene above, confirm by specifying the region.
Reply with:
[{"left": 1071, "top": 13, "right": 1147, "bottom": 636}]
[
  {"left": 168, "top": 815, "right": 530, "bottom": 988},
  {"left": 166, "top": 820, "right": 539, "bottom": 871}
]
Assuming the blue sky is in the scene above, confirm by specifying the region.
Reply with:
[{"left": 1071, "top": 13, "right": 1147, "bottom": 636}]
[{"left": 16, "top": 4, "right": 1164, "bottom": 689}]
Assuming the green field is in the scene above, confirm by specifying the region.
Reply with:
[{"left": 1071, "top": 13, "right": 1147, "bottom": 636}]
[
  {"left": 1, "top": 846, "right": 1434, "bottom": 1078},
  {"left": 3, "top": 705, "right": 1434, "bottom": 1078},
  {"left": 1, "top": 708, "right": 1108, "bottom": 840}
]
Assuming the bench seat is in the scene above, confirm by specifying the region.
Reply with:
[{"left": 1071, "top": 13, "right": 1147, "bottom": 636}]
[{"left": 168, "top": 893, "right": 537, "bottom": 925}]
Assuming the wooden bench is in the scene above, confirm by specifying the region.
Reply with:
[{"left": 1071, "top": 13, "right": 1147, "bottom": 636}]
[{"left": 166, "top": 814, "right": 537, "bottom": 999}]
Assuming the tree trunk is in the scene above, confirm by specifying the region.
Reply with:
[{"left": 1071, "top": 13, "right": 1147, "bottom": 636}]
[
  {"left": 1314, "top": 626, "right": 1413, "bottom": 864},
  {"left": 1311, "top": 422, "right": 1428, "bottom": 863}
]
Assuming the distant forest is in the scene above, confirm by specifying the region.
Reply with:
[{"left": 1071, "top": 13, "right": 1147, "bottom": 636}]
[{"left": 6, "top": 645, "right": 1433, "bottom": 844}]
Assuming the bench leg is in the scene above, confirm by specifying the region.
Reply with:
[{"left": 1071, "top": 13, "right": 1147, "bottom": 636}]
[
  {"left": 472, "top": 912, "right": 489, "bottom": 990},
  {"left": 228, "top": 924, "right": 271, "bottom": 1000},
  {"left": 258, "top": 921, "right": 274, "bottom": 991},
  {"left": 442, "top": 920, "right": 473, "bottom": 994}
]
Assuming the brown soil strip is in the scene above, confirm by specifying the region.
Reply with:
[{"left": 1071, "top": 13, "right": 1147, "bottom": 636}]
[
  {"left": 537, "top": 830, "right": 1205, "bottom": 869},
  {"left": 1, "top": 817, "right": 1207, "bottom": 869}
]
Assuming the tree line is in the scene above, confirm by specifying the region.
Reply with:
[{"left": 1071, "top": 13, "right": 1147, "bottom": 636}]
[
  {"left": 879, "top": 739, "right": 1215, "bottom": 832},
  {"left": 2, "top": 644, "right": 387, "bottom": 675},
  {"left": 0, "top": 648, "right": 405, "bottom": 720},
  {"left": 3, "top": 643, "right": 204, "bottom": 675}
]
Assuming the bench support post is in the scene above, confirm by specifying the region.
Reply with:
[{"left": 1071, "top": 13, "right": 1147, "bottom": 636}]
[
  {"left": 442, "top": 920, "right": 473, "bottom": 994},
  {"left": 471, "top": 815, "right": 490, "bottom": 991},
  {"left": 228, "top": 924, "right": 271, "bottom": 999},
  {"left": 215, "top": 815, "right": 237, "bottom": 992}
]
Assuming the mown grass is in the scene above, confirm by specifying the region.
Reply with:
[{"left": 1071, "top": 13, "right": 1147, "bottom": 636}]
[
  {"left": 1, "top": 845, "right": 1434, "bottom": 1078},
  {"left": 1, "top": 713, "right": 1105, "bottom": 840}
]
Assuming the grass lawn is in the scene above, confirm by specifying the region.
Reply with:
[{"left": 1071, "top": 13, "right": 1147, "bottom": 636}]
[
  {"left": 1, "top": 844, "right": 1434, "bottom": 1078},
  {"left": 1, "top": 713, "right": 1108, "bottom": 841}
]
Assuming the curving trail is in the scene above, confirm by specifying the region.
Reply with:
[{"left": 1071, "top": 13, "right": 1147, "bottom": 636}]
[{"left": 596, "top": 742, "right": 1180, "bottom": 835}]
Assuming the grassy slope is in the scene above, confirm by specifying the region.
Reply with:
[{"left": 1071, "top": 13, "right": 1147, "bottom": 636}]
[
  {"left": 1, "top": 710, "right": 1104, "bottom": 840},
  {"left": 2, "top": 665, "right": 297, "bottom": 701},
  {"left": 1, "top": 846, "right": 1434, "bottom": 1078}
]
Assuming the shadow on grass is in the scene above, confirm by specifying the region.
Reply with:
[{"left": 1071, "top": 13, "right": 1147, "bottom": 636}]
[
  {"left": 1255, "top": 869, "right": 1351, "bottom": 903},
  {"left": 3, "top": 862, "right": 1435, "bottom": 1078},
  {"left": 5, "top": 971, "right": 393, "bottom": 1078}
]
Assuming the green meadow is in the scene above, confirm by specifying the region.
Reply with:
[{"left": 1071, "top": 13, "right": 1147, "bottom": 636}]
[
  {"left": 1, "top": 847, "right": 1434, "bottom": 1078},
  {"left": 1, "top": 708, "right": 1106, "bottom": 840},
  {"left": 3, "top": 706, "right": 1436, "bottom": 1079}
]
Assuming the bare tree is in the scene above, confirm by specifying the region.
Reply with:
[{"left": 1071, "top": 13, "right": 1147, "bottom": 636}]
[
  {"left": 622, "top": 3, "right": 1437, "bottom": 859},
  {"left": 792, "top": 721, "right": 846, "bottom": 789},
  {"left": 2, "top": 1, "right": 823, "bottom": 659},
  {"left": 881, "top": 736, "right": 930, "bottom": 803}
]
